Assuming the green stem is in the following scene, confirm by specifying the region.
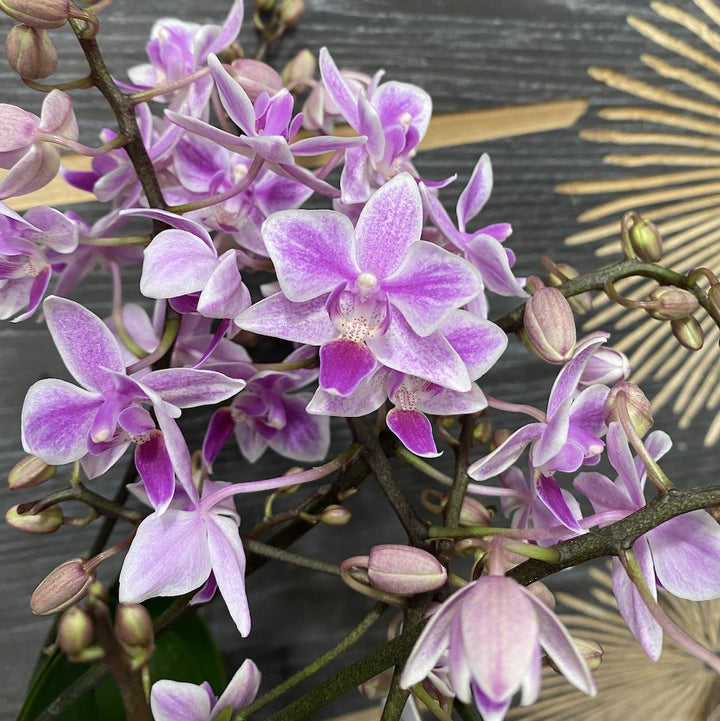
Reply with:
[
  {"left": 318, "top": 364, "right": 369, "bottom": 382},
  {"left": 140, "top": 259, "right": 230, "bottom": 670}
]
[
  {"left": 238, "top": 604, "right": 387, "bottom": 719},
  {"left": 242, "top": 538, "right": 339, "bottom": 576},
  {"left": 260, "top": 619, "right": 425, "bottom": 721},
  {"left": 395, "top": 446, "right": 453, "bottom": 485},
  {"left": 22, "top": 75, "right": 94, "bottom": 92}
]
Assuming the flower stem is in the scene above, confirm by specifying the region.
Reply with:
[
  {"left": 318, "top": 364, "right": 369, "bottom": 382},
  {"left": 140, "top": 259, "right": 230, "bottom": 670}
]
[
  {"left": 395, "top": 445, "right": 453, "bottom": 485},
  {"left": 238, "top": 603, "right": 387, "bottom": 718},
  {"left": 242, "top": 538, "right": 339, "bottom": 576}
]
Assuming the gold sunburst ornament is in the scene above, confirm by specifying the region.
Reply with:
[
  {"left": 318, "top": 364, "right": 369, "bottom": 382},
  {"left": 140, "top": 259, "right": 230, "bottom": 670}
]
[
  {"left": 558, "top": 0, "right": 720, "bottom": 445},
  {"left": 506, "top": 565, "right": 720, "bottom": 721}
]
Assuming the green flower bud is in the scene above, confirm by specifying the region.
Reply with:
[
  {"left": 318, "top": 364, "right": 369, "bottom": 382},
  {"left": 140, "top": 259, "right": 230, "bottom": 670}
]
[
  {"left": 629, "top": 215, "right": 662, "bottom": 262},
  {"left": 543, "top": 259, "right": 593, "bottom": 315},
  {"left": 115, "top": 603, "right": 155, "bottom": 663},
  {"left": 278, "top": 0, "right": 304, "bottom": 27},
  {"left": 6, "top": 503, "right": 63, "bottom": 533},
  {"left": 548, "top": 637, "right": 603, "bottom": 673},
  {"left": 646, "top": 286, "right": 699, "bottom": 321},
  {"left": 57, "top": 606, "right": 95, "bottom": 658},
  {"left": 319, "top": 504, "right": 351, "bottom": 526},
  {"left": 8, "top": 454, "right": 56, "bottom": 489},
  {"left": 0, "top": 0, "right": 69, "bottom": 29},
  {"left": 671, "top": 315, "right": 704, "bottom": 351},
  {"left": 31, "top": 558, "right": 95, "bottom": 616},
  {"left": 5, "top": 24, "right": 57, "bottom": 78},
  {"left": 367, "top": 545, "right": 447, "bottom": 595},
  {"left": 520, "top": 286, "right": 576, "bottom": 364}
]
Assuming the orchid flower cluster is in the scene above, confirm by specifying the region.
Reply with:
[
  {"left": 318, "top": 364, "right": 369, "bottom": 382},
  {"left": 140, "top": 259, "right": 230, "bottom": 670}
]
[{"left": 6, "top": 2, "right": 720, "bottom": 721}]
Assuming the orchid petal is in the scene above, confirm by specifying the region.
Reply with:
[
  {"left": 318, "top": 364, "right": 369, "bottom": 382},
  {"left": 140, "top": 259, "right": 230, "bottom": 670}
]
[
  {"left": 319, "top": 338, "right": 376, "bottom": 395},
  {"left": 151, "top": 679, "right": 211, "bottom": 721},
  {"left": 467, "top": 424, "right": 544, "bottom": 481},
  {"left": 387, "top": 408, "right": 440, "bottom": 457},
  {"left": 457, "top": 153, "right": 492, "bottom": 231}
]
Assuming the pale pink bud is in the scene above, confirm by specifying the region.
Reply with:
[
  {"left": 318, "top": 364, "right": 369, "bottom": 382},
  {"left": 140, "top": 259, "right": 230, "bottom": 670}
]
[
  {"left": 31, "top": 558, "right": 95, "bottom": 615},
  {"left": 458, "top": 496, "right": 493, "bottom": 527},
  {"left": 604, "top": 382, "right": 653, "bottom": 437},
  {"left": 0, "top": 0, "right": 68, "bottom": 29},
  {"left": 367, "top": 545, "right": 447, "bottom": 596},
  {"left": 57, "top": 606, "right": 94, "bottom": 657},
  {"left": 548, "top": 637, "right": 603, "bottom": 673},
  {"left": 578, "top": 346, "right": 631, "bottom": 388},
  {"left": 521, "top": 286, "right": 576, "bottom": 363},
  {"left": 281, "top": 49, "right": 316, "bottom": 93},
  {"left": 6, "top": 503, "right": 62, "bottom": 533},
  {"left": 646, "top": 286, "right": 698, "bottom": 321},
  {"left": 5, "top": 24, "right": 57, "bottom": 78},
  {"left": 8, "top": 454, "right": 55, "bottom": 489},
  {"left": 227, "top": 58, "right": 283, "bottom": 102}
]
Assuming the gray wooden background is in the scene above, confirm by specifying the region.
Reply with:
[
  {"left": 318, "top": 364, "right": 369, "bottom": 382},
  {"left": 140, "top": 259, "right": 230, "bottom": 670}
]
[{"left": 1, "top": 0, "right": 714, "bottom": 719}]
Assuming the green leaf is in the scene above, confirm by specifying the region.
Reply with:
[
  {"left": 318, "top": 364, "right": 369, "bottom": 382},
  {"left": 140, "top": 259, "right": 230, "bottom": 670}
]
[{"left": 18, "top": 600, "right": 226, "bottom": 721}]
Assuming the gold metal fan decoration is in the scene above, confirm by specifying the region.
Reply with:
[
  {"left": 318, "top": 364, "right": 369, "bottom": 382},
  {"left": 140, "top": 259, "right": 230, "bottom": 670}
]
[
  {"left": 558, "top": 0, "right": 720, "bottom": 445},
  {"left": 506, "top": 565, "right": 720, "bottom": 721}
]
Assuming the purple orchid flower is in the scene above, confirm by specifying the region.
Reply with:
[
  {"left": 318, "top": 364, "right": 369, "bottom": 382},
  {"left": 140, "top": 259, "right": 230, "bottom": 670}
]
[
  {"left": 0, "top": 90, "right": 78, "bottom": 199},
  {"left": 21, "top": 296, "right": 244, "bottom": 511},
  {"left": 126, "top": 0, "right": 244, "bottom": 111},
  {"left": 420, "top": 154, "right": 526, "bottom": 317},
  {"left": 151, "top": 659, "right": 260, "bottom": 721},
  {"left": 237, "top": 172, "right": 482, "bottom": 397},
  {"left": 0, "top": 203, "right": 78, "bottom": 321},
  {"left": 319, "top": 47, "right": 432, "bottom": 205},
  {"left": 575, "top": 422, "right": 720, "bottom": 660},
  {"left": 204, "top": 345, "right": 330, "bottom": 465},
  {"left": 307, "top": 309, "right": 507, "bottom": 456},
  {"left": 166, "top": 54, "right": 367, "bottom": 198},
  {"left": 400, "top": 573, "right": 596, "bottom": 720},
  {"left": 119, "top": 478, "right": 251, "bottom": 636},
  {"left": 467, "top": 334, "right": 609, "bottom": 531},
  {"left": 130, "top": 208, "right": 251, "bottom": 320}
]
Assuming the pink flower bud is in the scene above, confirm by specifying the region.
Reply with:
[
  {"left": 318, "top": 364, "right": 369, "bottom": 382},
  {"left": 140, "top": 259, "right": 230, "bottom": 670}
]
[
  {"left": 367, "top": 545, "right": 446, "bottom": 596},
  {"left": 227, "top": 58, "right": 283, "bottom": 101},
  {"left": 521, "top": 286, "right": 576, "bottom": 364},
  {"left": 458, "top": 496, "right": 493, "bottom": 527},
  {"left": 278, "top": 0, "right": 305, "bottom": 27},
  {"left": 5, "top": 24, "right": 57, "bottom": 79},
  {"left": 0, "top": 0, "right": 68, "bottom": 29},
  {"left": 30, "top": 558, "right": 95, "bottom": 615},
  {"left": 6, "top": 503, "right": 63, "bottom": 533},
  {"left": 57, "top": 606, "right": 95, "bottom": 657},
  {"left": 646, "top": 286, "right": 698, "bottom": 321},
  {"left": 604, "top": 382, "right": 653, "bottom": 437},
  {"left": 281, "top": 49, "right": 316, "bottom": 93},
  {"left": 8, "top": 454, "right": 55, "bottom": 489}
]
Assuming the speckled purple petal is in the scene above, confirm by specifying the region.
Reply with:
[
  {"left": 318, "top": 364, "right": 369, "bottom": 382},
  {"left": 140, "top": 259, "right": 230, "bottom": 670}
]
[
  {"left": 387, "top": 408, "right": 439, "bottom": 457},
  {"left": 319, "top": 338, "right": 376, "bottom": 395},
  {"left": 457, "top": 154, "right": 492, "bottom": 232}
]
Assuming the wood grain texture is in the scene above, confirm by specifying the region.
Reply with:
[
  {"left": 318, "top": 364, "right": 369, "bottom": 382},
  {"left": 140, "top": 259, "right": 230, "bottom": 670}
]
[{"left": 0, "top": 1, "right": 710, "bottom": 719}]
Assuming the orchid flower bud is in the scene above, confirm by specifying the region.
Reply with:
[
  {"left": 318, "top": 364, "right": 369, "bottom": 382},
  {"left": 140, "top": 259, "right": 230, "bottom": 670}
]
[
  {"left": 0, "top": 0, "right": 69, "bottom": 28},
  {"left": 57, "top": 606, "right": 95, "bottom": 658},
  {"left": 458, "top": 496, "right": 493, "bottom": 527},
  {"left": 628, "top": 215, "right": 662, "bottom": 262},
  {"left": 542, "top": 258, "right": 593, "bottom": 314},
  {"left": 578, "top": 345, "right": 631, "bottom": 388},
  {"left": 8, "top": 454, "right": 55, "bottom": 489},
  {"left": 671, "top": 315, "right": 704, "bottom": 351},
  {"left": 115, "top": 603, "right": 155, "bottom": 665},
  {"left": 278, "top": 0, "right": 305, "bottom": 27},
  {"left": 367, "top": 545, "right": 447, "bottom": 596},
  {"left": 645, "top": 286, "right": 699, "bottom": 321},
  {"left": 227, "top": 58, "right": 283, "bottom": 101},
  {"left": 6, "top": 503, "right": 63, "bottom": 533},
  {"left": 547, "top": 637, "right": 604, "bottom": 673},
  {"left": 5, "top": 24, "right": 57, "bottom": 79},
  {"left": 520, "top": 285, "right": 576, "bottom": 364},
  {"left": 318, "top": 504, "right": 351, "bottom": 526},
  {"left": 30, "top": 558, "right": 95, "bottom": 615},
  {"left": 281, "top": 49, "right": 316, "bottom": 93},
  {"left": 604, "top": 382, "right": 653, "bottom": 437}
]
